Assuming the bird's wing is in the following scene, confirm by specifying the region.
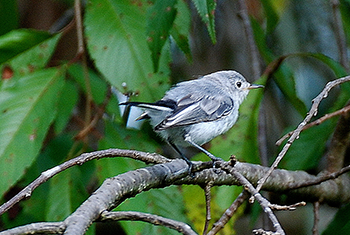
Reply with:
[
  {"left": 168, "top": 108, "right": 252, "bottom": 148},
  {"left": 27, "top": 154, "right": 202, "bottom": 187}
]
[{"left": 155, "top": 94, "right": 234, "bottom": 130}]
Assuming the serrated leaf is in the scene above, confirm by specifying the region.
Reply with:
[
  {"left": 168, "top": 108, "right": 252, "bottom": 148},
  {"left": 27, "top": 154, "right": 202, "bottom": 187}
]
[
  {"left": 0, "top": 68, "right": 65, "bottom": 197},
  {"left": 191, "top": 0, "right": 216, "bottom": 43},
  {"left": 84, "top": 0, "right": 170, "bottom": 102},
  {"left": 170, "top": 0, "right": 192, "bottom": 62},
  {"left": 146, "top": 0, "right": 177, "bottom": 72},
  {"left": 0, "top": 29, "right": 61, "bottom": 76}
]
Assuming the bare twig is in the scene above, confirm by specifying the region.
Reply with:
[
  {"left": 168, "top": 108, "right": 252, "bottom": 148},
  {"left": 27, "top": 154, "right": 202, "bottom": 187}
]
[
  {"left": 276, "top": 104, "right": 350, "bottom": 146},
  {"left": 256, "top": 75, "right": 350, "bottom": 193},
  {"left": 217, "top": 161, "right": 285, "bottom": 235},
  {"left": 269, "top": 201, "right": 306, "bottom": 211},
  {"left": 75, "top": 88, "right": 112, "bottom": 140},
  {"left": 0, "top": 149, "right": 170, "bottom": 215},
  {"left": 312, "top": 201, "right": 320, "bottom": 235},
  {"left": 288, "top": 164, "right": 350, "bottom": 189},
  {"left": 99, "top": 211, "right": 197, "bottom": 235},
  {"left": 252, "top": 228, "right": 280, "bottom": 235},
  {"left": 0, "top": 222, "right": 66, "bottom": 235},
  {"left": 74, "top": 0, "right": 84, "bottom": 56},
  {"left": 207, "top": 190, "right": 249, "bottom": 235},
  {"left": 203, "top": 182, "right": 213, "bottom": 235},
  {"left": 74, "top": 0, "right": 93, "bottom": 146}
]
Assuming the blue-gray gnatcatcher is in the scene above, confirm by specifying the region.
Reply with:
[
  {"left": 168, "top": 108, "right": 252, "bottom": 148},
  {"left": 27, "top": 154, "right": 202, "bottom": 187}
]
[{"left": 120, "top": 70, "right": 263, "bottom": 170}]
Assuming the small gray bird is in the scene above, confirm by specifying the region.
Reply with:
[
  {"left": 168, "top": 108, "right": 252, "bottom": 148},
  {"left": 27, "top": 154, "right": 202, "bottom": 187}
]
[{"left": 121, "top": 70, "right": 263, "bottom": 171}]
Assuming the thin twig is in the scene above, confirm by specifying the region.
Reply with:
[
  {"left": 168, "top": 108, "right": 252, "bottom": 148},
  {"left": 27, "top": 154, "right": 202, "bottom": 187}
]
[
  {"left": 288, "top": 164, "right": 350, "bottom": 189},
  {"left": 312, "top": 201, "right": 320, "bottom": 235},
  {"left": 276, "top": 104, "right": 350, "bottom": 146},
  {"left": 0, "top": 149, "right": 170, "bottom": 215},
  {"left": 269, "top": 201, "right": 306, "bottom": 211},
  {"left": 217, "top": 161, "right": 285, "bottom": 235},
  {"left": 203, "top": 182, "right": 213, "bottom": 235},
  {"left": 99, "top": 211, "right": 197, "bottom": 235},
  {"left": 74, "top": 0, "right": 93, "bottom": 146},
  {"left": 207, "top": 190, "right": 249, "bottom": 235},
  {"left": 75, "top": 88, "right": 112, "bottom": 140},
  {"left": 256, "top": 75, "right": 350, "bottom": 193},
  {"left": 0, "top": 222, "right": 66, "bottom": 235}
]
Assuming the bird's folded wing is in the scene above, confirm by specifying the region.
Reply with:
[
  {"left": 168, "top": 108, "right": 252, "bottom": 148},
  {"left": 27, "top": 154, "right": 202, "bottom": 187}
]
[{"left": 155, "top": 95, "right": 234, "bottom": 130}]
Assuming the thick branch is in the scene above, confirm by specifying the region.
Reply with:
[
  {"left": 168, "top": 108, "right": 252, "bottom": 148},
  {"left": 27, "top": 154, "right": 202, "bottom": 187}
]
[{"left": 1, "top": 159, "right": 350, "bottom": 234}]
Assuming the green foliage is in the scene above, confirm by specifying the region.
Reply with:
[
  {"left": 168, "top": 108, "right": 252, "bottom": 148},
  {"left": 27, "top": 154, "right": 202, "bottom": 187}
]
[
  {"left": 322, "top": 203, "right": 350, "bottom": 235},
  {"left": 191, "top": 0, "right": 217, "bottom": 43},
  {"left": 0, "top": 0, "right": 18, "bottom": 36}
]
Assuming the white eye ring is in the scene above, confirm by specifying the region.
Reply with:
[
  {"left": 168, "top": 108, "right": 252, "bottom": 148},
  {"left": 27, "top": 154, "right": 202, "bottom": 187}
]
[{"left": 236, "top": 81, "right": 242, "bottom": 88}]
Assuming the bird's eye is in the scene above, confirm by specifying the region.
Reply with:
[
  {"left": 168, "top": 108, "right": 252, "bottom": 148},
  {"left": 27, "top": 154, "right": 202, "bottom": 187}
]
[{"left": 236, "top": 81, "right": 242, "bottom": 88}]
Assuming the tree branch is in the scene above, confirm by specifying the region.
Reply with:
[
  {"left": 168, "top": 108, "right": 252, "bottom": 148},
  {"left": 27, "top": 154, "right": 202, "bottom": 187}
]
[
  {"left": 99, "top": 211, "right": 197, "bottom": 235},
  {"left": 207, "top": 190, "right": 249, "bottom": 235},
  {"left": 217, "top": 161, "right": 285, "bottom": 235},
  {"left": 256, "top": 75, "right": 350, "bottom": 192},
  {"left": 1, "top": 156, "right": 350, "bottom": 234},
  {"left": 0, "top": 149, "right": 170, "bottom": 216},
  {"left": 0, "top": 222, "right": 66, "bottom": 235}
]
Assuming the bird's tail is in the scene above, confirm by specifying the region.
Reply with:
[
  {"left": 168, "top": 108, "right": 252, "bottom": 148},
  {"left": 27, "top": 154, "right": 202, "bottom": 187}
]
[
  {"left": 120, "top": 100, "right": 176, "bottom": 112},
  {"left": 120, "top": 101, "right": 175, "bottom": 121}
]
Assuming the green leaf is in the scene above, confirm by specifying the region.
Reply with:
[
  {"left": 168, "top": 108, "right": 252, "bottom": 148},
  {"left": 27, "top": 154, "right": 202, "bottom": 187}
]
[
  {"left": 0, "top": 30, "right": 61, "bottom": 76},
  {"left": 118, "top": 186, "right": 188, "bottom": 235},
  {"left": 0, "top": 0, "right": 19, "bottom": 36},
  {"left": 46, "top": 169, "right": 72, "bottom": 221},
  {"left": 322, "top": 203, "right": 350, "bottom": 235},
  {"left": 84, "top": 0, "right": 171, "bottom": 102},
  {"left": 97, "top": 120, "right": 159, "bottom": 180},
  {"left": 146, "top": 0, "right": 177, "bottom": 72},
  {"left": 68, "top": 63, "right": 108, "bottom": 105},
  {"left": 191, "top": 0, "right": 217, "bottom": 43},
  {"left": 0, "top": 68, "right": 65, "bottom": 197},
  {"left": 260, "top": 0, "right": 280, "bottom": 34},
  {"left": 170, "top": 0, "right": 192, "bottom": 62},
  {"left": 182, "top": 185, "right": 243, "bottom": 234},
  {"left": 250, "top": 19, "right": 308, "bottom": 116},
  {"left": 54, "top": 80, "right": 79, "bottom": 134},
  {"left": 207, "top": 77, "right": 266, "bottom": 163},
  {"left": 281, "top": 120, "right": 336, "bottom": 170}
]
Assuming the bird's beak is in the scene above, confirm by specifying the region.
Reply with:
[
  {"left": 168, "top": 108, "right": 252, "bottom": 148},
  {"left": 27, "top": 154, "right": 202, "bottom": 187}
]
[{"left": 246, "top": 84, "right": 264, "bottom": 90}]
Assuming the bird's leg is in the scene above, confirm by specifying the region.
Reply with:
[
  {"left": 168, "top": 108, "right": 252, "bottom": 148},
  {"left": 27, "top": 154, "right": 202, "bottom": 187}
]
[
  {"left": 184, "top": 135, "right": 223, "bottom": 164},
  {"left": 168, "top": 142, "right": 193, "bottom": 175}
]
